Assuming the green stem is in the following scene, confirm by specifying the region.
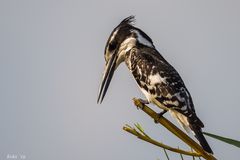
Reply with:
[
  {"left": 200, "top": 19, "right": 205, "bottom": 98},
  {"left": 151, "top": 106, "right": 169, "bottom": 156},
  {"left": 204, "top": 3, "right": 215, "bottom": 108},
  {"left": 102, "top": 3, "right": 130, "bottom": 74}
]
[
  {"left": 132, "top": 98, "right": 216, "bottom": 160},
  {"left": 123, "top": 125, "right": 201, "bottom": 157}
]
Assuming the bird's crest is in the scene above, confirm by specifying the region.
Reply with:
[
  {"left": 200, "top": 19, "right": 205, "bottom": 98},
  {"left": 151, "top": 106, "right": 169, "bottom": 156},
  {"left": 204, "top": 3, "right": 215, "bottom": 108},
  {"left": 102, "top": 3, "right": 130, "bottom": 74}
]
[{"left": 119, "top": 15, "right": 135, "bottom": 27}]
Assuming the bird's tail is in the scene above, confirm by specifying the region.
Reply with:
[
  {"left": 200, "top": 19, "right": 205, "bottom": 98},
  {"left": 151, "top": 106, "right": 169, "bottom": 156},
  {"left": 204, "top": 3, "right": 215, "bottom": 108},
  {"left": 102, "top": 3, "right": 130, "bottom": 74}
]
[
  {"left": 168, "top": 109, "right": 213, "bottom": 154},
  {"left": 192, "top": 127, "right": 213, "bottom": 154}
]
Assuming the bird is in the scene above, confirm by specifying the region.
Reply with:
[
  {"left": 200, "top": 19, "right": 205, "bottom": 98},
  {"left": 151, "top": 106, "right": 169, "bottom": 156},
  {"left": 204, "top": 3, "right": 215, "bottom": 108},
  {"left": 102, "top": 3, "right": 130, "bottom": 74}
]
[{"left": 97, "top": 16, "right": 213, "bottom": 154}]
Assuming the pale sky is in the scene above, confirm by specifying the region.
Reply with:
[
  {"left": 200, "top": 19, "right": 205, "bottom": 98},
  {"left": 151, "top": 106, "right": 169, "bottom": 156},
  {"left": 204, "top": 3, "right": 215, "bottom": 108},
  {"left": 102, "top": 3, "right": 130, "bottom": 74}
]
[{"left": 0, "top": 0, "right": 240, "bottom": 160}]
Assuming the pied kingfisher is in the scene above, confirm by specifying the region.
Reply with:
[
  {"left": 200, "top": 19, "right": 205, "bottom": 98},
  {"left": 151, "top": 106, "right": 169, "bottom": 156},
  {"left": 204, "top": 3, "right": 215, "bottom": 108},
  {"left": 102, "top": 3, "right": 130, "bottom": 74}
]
[{"left": 97, "top": 16, "right": 213, "bottom": 154}]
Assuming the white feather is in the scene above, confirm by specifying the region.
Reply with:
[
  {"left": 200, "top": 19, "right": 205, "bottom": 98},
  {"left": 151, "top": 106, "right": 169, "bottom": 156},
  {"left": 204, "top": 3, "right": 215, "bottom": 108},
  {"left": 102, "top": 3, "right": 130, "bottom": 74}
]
[
  {"left": 134, "top": 30, "right": 154, "bottom": 48},
  {"left": 149, "top": 73, "right": 166, "bottom": 85},
  {"left": 117, "top": 37, "right": 136, "bottom": 67},
  {"left": 110, "top": 29, "right": 119, "bottom": 42},
  {"left": 169, "top": 109, "right": 191, "bottom": 133}
]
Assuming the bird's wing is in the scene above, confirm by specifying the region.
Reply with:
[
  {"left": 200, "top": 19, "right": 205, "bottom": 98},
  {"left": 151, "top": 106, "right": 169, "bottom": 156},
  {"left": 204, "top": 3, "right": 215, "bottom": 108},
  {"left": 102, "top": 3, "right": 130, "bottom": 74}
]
[{"left": 128, "top": 47, "right": 204, "bottom": 128}]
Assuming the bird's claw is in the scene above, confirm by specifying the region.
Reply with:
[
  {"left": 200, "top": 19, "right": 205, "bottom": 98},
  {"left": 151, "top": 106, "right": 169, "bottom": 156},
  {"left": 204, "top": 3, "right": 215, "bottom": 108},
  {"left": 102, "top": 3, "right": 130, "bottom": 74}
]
[{"left": 154, "top": 110, "right": 167, "bottom": 123}]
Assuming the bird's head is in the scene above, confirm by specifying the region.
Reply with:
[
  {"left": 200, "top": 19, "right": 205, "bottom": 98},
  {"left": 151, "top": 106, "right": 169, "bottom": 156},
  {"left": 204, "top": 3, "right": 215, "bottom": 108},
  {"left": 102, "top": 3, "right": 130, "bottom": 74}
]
[{"left": 97, "top": 16, "right": 154, "bottom": 103}]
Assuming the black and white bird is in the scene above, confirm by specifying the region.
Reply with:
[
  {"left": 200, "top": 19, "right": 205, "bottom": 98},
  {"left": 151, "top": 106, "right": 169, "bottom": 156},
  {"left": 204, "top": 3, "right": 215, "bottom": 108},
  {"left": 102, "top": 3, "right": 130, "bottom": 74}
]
[{"left": 97, "top": 16, "right": 213, "bottom": 154}]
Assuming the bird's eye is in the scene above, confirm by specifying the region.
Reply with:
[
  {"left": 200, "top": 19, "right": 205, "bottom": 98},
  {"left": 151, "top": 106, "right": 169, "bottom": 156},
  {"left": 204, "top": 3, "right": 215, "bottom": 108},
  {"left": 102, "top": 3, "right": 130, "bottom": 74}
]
[{"left": 108, "top": 42, "right": 117, "bottom": 51}]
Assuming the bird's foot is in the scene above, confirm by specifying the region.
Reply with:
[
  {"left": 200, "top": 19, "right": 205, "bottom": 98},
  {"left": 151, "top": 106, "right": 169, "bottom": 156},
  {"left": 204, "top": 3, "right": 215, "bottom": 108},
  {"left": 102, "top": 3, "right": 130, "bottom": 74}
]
[
  {"left": 154, "top": 110, "right": 167, "bottom": 123},
  {"left": 158, "top": 110, "right": 167, "bottom": 117}
]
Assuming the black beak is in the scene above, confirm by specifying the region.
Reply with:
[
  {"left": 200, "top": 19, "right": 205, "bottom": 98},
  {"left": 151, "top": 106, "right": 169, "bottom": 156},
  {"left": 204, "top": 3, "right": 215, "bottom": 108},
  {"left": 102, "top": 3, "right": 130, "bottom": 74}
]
[{"left": 97, "top": 53, "right": 117, "bottom": 103}]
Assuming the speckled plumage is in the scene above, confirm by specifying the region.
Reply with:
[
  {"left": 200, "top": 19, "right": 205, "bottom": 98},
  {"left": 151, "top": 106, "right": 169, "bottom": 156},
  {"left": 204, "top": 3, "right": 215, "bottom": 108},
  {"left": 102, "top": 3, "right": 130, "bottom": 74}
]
[
  {"left": 98, "top": 16, "right": 213, "bottom": 154},
  {"left": 125, "top": 45, "right": 204, "bottom": 128}
]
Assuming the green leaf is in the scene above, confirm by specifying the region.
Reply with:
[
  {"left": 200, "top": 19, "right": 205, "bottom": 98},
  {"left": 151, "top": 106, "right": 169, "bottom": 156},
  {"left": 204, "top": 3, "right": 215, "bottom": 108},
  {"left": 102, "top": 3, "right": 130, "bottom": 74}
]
[
  {"left": 203, "top": 132, "right": 240, "bottom": 148},
  {"left": 135, "top": 123, "right": 144, "bottom": 133}
]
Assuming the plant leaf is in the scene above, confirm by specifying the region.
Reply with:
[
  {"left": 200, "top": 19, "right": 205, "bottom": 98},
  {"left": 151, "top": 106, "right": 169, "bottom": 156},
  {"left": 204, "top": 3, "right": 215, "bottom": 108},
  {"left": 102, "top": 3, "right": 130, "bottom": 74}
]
[
  {"left": 203, "top": 132, "right": 240, "bottom": 148},
  {"left": 135, "top": 123, "right": 144, "bottom": 132}
]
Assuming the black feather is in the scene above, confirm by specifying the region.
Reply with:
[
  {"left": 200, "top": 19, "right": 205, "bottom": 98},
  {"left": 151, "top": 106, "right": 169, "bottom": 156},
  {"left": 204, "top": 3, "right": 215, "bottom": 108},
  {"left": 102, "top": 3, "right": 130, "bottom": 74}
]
[
  {"left": 119, "top": 15, "right": 135, "bottom": 26},
  {"left": 192, "top": 126, "right": 213, "bottom": 154}
]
